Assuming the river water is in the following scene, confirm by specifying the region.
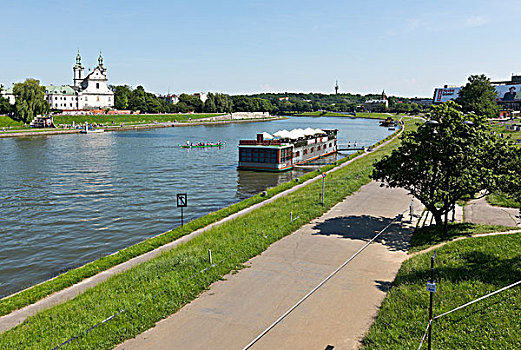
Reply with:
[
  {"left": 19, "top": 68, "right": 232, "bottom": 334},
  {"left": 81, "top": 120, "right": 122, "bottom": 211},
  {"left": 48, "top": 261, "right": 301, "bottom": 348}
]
[{"left": 0, "top": 116, "right": 393, "bottom": 297}]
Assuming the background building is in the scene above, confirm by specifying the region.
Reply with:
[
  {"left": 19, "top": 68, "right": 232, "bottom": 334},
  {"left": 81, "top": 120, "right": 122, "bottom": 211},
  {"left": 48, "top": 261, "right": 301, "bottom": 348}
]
[
  {"left": 1, "top": 51, "right": 114, "bottom": 111},
  {"left": 433, "top": 75, "right": 521, "bottom": 111}
]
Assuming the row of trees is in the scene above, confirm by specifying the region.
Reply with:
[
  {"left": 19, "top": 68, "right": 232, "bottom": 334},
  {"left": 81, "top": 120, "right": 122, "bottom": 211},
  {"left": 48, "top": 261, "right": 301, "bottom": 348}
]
[
  {"left": 1, "top": 74, "right": 504, "bottom": 126},
  {"left": 111, "top": 85, "right": 271, "bottom": 114}
]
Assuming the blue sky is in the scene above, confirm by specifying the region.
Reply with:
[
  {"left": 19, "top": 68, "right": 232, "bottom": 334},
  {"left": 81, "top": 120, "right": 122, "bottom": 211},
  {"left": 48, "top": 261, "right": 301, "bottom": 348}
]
[{"left": 0, "top": 0, "right": 519, "bottom": 97}]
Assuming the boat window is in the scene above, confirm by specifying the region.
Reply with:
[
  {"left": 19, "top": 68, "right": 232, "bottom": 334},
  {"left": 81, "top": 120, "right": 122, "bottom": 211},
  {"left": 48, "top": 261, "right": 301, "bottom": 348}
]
[
  {"left": 295, "top": 151, "right": 300, "bottom": 157},
  {"left": 310, "top": 147, "right": 314, "bottom": 153}
]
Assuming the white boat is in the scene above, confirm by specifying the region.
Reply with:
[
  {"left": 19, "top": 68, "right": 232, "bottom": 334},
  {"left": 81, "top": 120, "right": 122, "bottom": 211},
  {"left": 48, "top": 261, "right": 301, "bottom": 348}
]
[{"left": 80, "top": 122, "right": 104, "bottom": 134}]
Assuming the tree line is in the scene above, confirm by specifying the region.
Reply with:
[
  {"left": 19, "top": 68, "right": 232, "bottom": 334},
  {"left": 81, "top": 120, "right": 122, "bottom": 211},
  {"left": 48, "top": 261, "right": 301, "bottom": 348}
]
[{"left": 0, "top": 74, "right": 504, "bottom": 124}]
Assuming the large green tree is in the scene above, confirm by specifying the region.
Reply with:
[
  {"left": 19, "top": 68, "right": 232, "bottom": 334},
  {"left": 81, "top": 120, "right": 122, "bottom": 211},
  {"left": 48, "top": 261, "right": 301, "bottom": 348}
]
[
  {"left": 372, "top": 101, "right": 512, "bottom": 228},
  {"left": 456, "top": 74, "right": 499, "bottom": 117},
  {"left": 12, "top": 79, "right": 49, "bottom": 123},
  {"left": 0, "top": 85, "right": 11, "bottom": 115},
  {"left": 112, "top": 85, "right": 132, "bottom": 110}
]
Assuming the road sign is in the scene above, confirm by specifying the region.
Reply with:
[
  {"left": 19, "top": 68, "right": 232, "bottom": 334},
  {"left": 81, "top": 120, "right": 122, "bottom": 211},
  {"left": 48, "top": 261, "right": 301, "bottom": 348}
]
[
  {"left": 177, "top": 193, "right": 187, "bottom": 207},
  {"left": 427, "top": 281, "right": 436, "bottom": 293},
  {"left": 322, "top": 172, "right": 327, "bottom": 178}
]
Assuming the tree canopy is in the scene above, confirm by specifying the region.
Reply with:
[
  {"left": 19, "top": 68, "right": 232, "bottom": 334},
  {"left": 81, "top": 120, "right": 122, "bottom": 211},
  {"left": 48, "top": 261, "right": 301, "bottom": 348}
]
[
  {"left": 0, "top": 85, "right": 11, "bottom": 115},
  {"left": 456, "top": 74, "right": 499, "bottom": 117},
  {"left": 13, "top": 79, "right": 50, "bottom": 123},
  {"left": 372, "top": 101, "right": 513, "bottom": 227}
]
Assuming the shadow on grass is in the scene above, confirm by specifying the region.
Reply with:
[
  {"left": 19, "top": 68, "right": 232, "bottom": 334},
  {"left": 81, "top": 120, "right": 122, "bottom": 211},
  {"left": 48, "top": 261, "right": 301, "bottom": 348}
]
[
  {"left": 396, "top": 250, "right": 521, "bottom": 288},
  {"left": 409, "top": 223, "right": 514, "bottom": 253},
  {"left": 311, "top": 215, "right": 412, "bottom": 253}
]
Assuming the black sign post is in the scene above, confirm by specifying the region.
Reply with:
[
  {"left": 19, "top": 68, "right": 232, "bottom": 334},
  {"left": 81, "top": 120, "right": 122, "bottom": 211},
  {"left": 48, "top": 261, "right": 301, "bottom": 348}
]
[{"left": 177, "top": 193, "right": 187, "bottom": 226}]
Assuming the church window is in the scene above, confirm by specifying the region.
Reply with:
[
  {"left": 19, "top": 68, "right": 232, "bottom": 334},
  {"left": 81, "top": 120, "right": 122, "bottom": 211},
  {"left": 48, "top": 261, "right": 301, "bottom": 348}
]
[{"left": 96, "top": 83, "right": 99, "bottom": 89}]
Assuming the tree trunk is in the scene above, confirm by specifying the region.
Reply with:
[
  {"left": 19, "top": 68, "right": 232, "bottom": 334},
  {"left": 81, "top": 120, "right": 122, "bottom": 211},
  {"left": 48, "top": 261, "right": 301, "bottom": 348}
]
[{"left": 431, "top": 210, "right": 444, "bottom": 227}]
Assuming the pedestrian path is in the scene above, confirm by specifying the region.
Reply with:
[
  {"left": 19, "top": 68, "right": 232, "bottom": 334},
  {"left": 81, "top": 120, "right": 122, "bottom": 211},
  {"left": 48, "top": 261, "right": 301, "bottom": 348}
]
[
  {"left": 116, "top": 182, "right": 423, "bottom": 350},
  {"left": 465, "top": 196, "right": 520, "bottom": 227}
]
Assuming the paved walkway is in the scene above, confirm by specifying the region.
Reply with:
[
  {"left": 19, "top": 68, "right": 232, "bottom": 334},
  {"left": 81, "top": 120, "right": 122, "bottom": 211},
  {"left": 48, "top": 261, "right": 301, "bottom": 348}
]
[
  {"left": 116, "top": 182, "right": 423, "bottom": 350},
  {"left": 465, "top": 196, "right": 520, "bottom": 227}
]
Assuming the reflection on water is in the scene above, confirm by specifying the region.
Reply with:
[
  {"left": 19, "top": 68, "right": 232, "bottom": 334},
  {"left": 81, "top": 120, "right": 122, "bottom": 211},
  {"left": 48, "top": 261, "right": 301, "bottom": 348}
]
[{"left": 0, "top": 117, "right": 393, "bottom": 296}]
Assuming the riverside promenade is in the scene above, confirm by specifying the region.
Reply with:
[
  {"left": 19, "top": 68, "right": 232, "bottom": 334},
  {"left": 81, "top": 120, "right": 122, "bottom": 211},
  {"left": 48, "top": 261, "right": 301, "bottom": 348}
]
[{"left": 116, "top": 182, "right": 423, "bottom": 350}]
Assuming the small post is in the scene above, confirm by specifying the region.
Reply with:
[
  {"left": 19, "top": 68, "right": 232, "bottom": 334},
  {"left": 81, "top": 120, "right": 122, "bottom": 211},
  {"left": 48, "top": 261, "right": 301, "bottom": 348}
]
[
  {"left": 427, "top": 250, "right": 436, "bottom": 350},
  {"left": 181, "top": 207, "right": 184, "bottom": 226},
  {"left": 290, "top": 211, "right": 293, "bottom": 222},
  {"left": 409, "top": 200, "right": 414, "bottom": 223},
  {"left": 321, "top": 172, "right": 326, "bottom": 206},
  {"left": 208, "top": 249, "right": 212, "bottom": 265}
]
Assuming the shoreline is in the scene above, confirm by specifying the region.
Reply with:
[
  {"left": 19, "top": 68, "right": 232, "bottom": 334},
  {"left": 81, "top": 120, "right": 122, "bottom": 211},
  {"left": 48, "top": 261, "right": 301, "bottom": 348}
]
[{"left": 0, "top": 116, "right": 284, "bottom": 138}]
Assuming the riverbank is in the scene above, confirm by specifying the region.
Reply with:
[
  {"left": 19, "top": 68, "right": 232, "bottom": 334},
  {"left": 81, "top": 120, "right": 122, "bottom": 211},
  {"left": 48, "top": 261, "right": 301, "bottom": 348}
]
[
  {"left": 291, "top": 111, "right": 398, "bottom": 119},
  {"left": 362, "top": 224, "right": 521, "bottom": 349},
  {"left": 0, "top": 121, "right": 407, "bottom": 347},
  {"left": 0, "top": 114, "right": 283, "bottom": 138}
]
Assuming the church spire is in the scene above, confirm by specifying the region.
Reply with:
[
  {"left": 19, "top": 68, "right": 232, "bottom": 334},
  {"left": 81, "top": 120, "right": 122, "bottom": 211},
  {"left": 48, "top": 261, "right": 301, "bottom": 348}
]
[
  {"left": 74, "top": 49, "right": 84, "bottom": 68},
  {"left": 75, "top": 50, "right": 81, "bottom": 65},
  {"left": 98, "top": 50, "right": 104, "bottom": 68}
]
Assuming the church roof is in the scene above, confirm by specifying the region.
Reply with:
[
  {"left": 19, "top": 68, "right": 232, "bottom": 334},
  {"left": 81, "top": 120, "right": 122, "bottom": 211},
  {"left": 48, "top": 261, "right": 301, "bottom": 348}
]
[{"left": 45, "top": 85, "right": 76, "bottom": 95}]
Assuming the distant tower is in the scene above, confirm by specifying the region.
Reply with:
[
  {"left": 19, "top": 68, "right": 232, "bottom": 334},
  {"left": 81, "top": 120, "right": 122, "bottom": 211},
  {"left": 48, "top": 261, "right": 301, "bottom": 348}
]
[
  {"left": 73, "top": 50, "right": 85, "bottom": 87},
  {"left": 335, "top": 80, "right": 339, "bottom": 95},
  {"left": 381, "top": 90, "right": 387, "bottom": 100}
]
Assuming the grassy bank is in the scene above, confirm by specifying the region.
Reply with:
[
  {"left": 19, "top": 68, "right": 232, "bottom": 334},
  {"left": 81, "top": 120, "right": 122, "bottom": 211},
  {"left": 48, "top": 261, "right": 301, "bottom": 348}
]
[
  {"left": 53, "top": 113, "right": 223, "bottom": 126},
  {"left": 0, "top": 114, "right": 225, "bottom": 131},
  {"left": 362, "top": 224, "right": 521, "bottom": 349},
  {"left": 0, "top": 116, "right": 25, "bottom": 129},
  {"left": 487, "top": 192, "right": 521, "bottom": 208},
  {"left": 0, "top": 120, "right": 412, "bottom": 348}
]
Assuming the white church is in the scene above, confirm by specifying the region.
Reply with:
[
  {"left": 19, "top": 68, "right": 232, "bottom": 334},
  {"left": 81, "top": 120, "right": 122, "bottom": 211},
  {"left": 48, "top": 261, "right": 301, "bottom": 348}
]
[{"left": 3, "top": 51, "right": 114, "bottom": 111}]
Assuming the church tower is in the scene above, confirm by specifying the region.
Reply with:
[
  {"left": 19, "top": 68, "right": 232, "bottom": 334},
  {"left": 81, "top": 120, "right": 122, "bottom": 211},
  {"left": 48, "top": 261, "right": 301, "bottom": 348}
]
[
  {"left": 97, "top": 50, "right": 106, "bottom": 74},
  {"left": 73, "top": 50, "right": 85, "bottom": 87}
]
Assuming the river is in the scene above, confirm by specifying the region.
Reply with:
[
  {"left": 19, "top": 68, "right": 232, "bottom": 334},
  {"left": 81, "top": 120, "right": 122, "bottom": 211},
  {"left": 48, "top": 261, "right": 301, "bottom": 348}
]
[{"left": 0, "top": 116, "right": 394, "bottom": 297}]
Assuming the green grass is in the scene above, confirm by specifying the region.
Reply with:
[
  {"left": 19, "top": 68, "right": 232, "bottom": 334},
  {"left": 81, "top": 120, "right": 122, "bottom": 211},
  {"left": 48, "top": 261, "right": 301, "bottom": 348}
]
[
  {"left": 362, "top": 232, "right": 521, "bottom": 349},
  {"left": 487, "top": 192, "right": 521, "bottom": 208},
  {"left": 408, "top": 223, "right": 515, "bottom": 254},
  {"left": 0, "top": 122, "right": 408, "bottom": 349},
  {"left": 0, "top": 116, "right": 25, "bottom": 129},
  {"left": 489, "top": 121, "right": 521, "bottom": 143},
  {"left": 53, "top": 113, "right": 223, "bottom": 126}
]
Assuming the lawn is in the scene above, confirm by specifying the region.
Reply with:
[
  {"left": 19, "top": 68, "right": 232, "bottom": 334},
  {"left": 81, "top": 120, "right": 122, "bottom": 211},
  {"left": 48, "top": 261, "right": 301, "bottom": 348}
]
[
  {"left": 0, "top": 116, "right": 26, "bottom": 129},
  {"left": 53, "top": 113, "right": 224, "bottom": 126},
  {"left": 0, "top": 120, "right": 413, "bottom": 349},
  {"left": 487, "top": 192, "right": 521, "bottom": 208},
  {"left": 362, "top": 226, "right": 521, "bottom": 349}
]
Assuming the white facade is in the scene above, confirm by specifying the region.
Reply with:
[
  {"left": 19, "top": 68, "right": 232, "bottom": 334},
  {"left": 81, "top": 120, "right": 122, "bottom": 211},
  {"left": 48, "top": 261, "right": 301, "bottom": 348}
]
[{"left": 5, "top": 51, "right": 114, "bottom": 111}]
